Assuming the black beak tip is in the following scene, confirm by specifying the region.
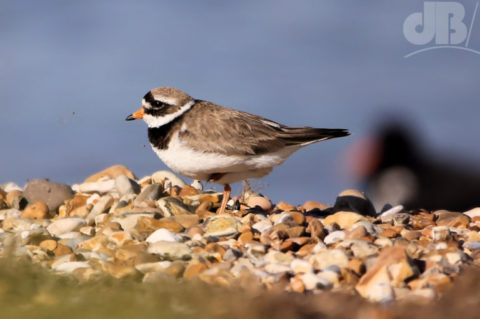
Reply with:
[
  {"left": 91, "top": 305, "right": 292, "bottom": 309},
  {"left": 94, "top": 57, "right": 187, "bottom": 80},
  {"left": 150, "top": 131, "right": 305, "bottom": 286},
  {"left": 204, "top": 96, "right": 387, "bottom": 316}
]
[{"left": 125, "top": 114, "right": 135, "bottom": 121}]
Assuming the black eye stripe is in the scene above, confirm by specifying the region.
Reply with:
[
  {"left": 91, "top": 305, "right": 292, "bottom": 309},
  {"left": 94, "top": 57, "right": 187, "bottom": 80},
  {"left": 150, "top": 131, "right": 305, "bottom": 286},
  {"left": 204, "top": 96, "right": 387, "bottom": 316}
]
[
  {"left": 143, "top": 91, "right": 171, "bottom": 108},
  {"left": 144, "top": 107, "right": 169, "bottom": 116},
  {"left": 152, "top": 100, "right": 166, "bottom": 108}
]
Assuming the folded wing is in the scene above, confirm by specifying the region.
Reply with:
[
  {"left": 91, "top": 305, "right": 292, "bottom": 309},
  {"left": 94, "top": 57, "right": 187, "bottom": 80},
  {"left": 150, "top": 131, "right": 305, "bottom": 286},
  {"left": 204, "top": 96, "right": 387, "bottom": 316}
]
[{"left": 179, "top": 101, "right": 350, "bottom": 156}]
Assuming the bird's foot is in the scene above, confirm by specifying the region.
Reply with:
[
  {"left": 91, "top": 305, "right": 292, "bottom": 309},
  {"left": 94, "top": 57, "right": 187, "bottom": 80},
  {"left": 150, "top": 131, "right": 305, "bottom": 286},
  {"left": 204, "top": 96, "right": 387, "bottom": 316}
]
[{"left": 218, "top": 184, "right": 231, "bottom": 214}]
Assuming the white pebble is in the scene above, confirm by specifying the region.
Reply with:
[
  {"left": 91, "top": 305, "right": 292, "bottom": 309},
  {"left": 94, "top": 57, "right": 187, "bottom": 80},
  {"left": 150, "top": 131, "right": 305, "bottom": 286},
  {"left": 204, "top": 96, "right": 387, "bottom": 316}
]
[
  {"left": 57, "top": 231, "right": 83, "bottom": 239},
  {"left": 273, "top": 212, "right": 295, "bottom": 225},
  {"left": 1, "top": 182, "right": 23, "bottom": 192},
  {"left": 72, "top": 179, "right": 116, "bottom": 194},
  {"left": 86, "top": 193, "right": 101, "bottom": 206},
  {"left": 264, "top": 263, "right": 291, "bottom": 274},
  {"left": 446, "top": 251, "right": 466, "bottom": 265},
  {"left": 435, "top": 242, "right": 448, "bottom": 250},
  {"left": 464, "top": 207, "right": 480, "bottom": 219},
  {"left": 432, "top": 226, "right": 450, "bottom": 241},
  {"left": 146, "top": 228, "right": 183, "bottom": 243},
  {"left": 366, "top": 282, "right": 395, "bottom": 303},
  {"left": 47, "top": 218, "right": 86, "bottom": 237},
  {"left": 310, "top": 249, "right": 349, "bottom": 270},
  {"left": 324, "top": 230, "right": 346, "bottom": 245},
  {"left": 379, "top": 205, "right": 404, "bottom": 218},
  {"left": 54, "top": 261, "right": 90, "bottom": 273},
  {"left": 290, "top": 259, "right": 313, "bottom": 274},
  {"left": 299, "top": 272, "right": 333, "bottom": 290},
  {"left": 87, "top": 195, "right": 114, "bottom": 224},
  {"left": 312, "top": 242, "right": 327, "bottom": 253},
  {"left": 147, "top": 241, "right": 191, "bottom": 260},
  {"left": 0, "top": 209, "right": 22, "bottom": 221},
  {"left": 317, "top": 269, "right": 339, "bottom": 285},
  {"left": 191, "top": 180, "right": 203, "bottom": 191},
  {"left": 252, "top": 219, "right": 273, "bottom": 234},
  {"left": 151, "top": 170, "right": 186, "bottom": 188},
  {"left": 135, "top": 261, "right": 172, "bottom": 273}
]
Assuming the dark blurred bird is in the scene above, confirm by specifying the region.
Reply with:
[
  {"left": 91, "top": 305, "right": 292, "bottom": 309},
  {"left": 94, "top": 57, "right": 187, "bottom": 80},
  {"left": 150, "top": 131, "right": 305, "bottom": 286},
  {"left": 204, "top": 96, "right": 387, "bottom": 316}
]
[{"left": 348, "top": 122, "right": 480, "bottom": 212}]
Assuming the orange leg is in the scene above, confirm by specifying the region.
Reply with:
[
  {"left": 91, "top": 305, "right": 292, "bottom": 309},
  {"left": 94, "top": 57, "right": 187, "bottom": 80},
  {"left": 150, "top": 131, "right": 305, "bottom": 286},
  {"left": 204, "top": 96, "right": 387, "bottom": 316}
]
[{"left": 219, "top": 184, "right": 231, "bottom": 214}]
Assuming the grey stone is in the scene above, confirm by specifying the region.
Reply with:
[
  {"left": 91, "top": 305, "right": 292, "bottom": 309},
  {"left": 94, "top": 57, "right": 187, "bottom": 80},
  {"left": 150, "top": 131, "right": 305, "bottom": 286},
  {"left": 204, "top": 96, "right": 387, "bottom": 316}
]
[
  {"left": 134, "top": 183, "right": 164, "bottom": 207},
  {"left": 157, "top": 197, "right": 194, "bottom": 216},
  {"left": 223, "top": 248, "right": 243, "bottom": 262},
  {"left": 393, "top": 213, "right": 411, "bottom": 226},
  {"left": 24, "top": 179, "right": 74, "bottom": 212},
  {"left": 115, "top": 175, "right": 141, "bottom": 196},
  {"left": 86, "top": 195, "right": 114, "bottom": 225},
  {"left": 465, "top": 241, "right": 480, "bottom": 250}
]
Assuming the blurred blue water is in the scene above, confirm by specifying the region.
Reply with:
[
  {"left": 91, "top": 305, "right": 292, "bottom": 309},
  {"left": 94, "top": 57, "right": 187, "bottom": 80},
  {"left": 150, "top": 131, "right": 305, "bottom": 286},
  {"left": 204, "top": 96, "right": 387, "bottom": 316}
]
[{"left": 1, "top": 0, "right": 479, "bottom": 205}]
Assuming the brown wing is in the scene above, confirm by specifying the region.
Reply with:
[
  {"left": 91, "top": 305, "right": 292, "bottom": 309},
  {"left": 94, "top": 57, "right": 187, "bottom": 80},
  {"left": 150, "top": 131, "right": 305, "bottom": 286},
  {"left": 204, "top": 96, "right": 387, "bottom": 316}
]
[{"left": 179, "top": 100, "right": 349, "bottom": 156}]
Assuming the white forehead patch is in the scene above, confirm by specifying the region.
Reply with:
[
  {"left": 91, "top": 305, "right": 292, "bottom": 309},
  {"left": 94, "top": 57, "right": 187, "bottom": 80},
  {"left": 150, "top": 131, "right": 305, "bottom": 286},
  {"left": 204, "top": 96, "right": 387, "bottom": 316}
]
[
  {"left": 153, "top": 95, "right": 179, "bottom": 105},
  {"left": 142, "top": 98, "right": 151, "bottom": 109}
]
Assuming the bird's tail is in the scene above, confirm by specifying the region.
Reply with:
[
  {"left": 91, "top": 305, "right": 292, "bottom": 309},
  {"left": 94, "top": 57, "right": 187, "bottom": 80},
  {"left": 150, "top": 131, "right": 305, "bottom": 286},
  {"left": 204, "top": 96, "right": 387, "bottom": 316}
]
[{"left": 280, "top": 127, "right": 350, "bottom": 146}]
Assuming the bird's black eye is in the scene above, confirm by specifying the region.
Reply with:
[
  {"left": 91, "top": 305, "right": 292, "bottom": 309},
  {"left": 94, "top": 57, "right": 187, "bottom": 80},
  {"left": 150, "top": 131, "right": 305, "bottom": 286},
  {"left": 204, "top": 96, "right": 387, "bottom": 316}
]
[{"left": 152, "top": 100, "right": 165, "bottom": 108}]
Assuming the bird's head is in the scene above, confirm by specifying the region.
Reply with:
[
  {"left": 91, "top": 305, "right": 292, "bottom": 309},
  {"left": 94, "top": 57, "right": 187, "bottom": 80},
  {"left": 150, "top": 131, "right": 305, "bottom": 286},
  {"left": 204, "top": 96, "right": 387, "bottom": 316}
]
[{"left": 126, "top": 87, "right": 194, "bottom": 128}]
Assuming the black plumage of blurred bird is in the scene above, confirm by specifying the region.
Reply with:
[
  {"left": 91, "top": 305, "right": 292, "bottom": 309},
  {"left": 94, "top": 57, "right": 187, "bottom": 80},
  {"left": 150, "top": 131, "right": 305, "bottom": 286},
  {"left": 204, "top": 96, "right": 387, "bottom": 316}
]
[{"left": 349, "top": 122, "right": 480, "bottom": 212}]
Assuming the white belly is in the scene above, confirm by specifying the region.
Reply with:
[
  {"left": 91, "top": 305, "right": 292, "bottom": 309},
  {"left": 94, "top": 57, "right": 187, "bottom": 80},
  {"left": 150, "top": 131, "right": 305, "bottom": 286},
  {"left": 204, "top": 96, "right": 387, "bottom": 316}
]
[{"left": 151, "top": 133, "right": 299, "bottom": 184}]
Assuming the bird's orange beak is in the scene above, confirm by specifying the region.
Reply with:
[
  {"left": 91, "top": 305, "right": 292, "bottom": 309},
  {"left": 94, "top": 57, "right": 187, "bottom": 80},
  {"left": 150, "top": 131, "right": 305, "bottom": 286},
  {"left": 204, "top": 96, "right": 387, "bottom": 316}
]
[{"left": 125, "top": 108, "right": 144, "bottom": 121}]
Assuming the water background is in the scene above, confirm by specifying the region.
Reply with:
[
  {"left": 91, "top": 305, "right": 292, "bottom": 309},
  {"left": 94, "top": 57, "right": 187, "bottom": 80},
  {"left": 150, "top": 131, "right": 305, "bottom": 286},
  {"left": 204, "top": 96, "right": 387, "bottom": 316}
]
[{"left": 1, "top": 0, "right": 479, "bottom": 205}]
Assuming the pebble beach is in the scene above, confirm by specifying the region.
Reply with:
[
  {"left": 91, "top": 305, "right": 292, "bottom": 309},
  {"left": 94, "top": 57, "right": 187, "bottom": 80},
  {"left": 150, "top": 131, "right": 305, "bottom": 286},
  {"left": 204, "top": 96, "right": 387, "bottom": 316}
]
[{"left": 2, "top": 164, "right": 480, "bottom": 318}]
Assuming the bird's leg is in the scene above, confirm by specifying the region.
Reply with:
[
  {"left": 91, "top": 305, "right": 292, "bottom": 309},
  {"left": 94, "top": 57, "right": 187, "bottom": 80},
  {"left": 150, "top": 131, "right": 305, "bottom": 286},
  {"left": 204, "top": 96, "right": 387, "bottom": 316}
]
[
  {"left": 207, "top": 173, "right": 231, "bottom": 214},
  {"left": 219, "top": 184, "right": 231, "bottom": 214}
]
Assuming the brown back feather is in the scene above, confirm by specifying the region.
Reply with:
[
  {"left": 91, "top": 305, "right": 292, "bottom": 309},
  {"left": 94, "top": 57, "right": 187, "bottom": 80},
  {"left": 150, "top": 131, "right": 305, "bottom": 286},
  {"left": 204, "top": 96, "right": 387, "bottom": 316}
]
[{"left": 179, "top": 101, "right": 349, "bottom": 156}]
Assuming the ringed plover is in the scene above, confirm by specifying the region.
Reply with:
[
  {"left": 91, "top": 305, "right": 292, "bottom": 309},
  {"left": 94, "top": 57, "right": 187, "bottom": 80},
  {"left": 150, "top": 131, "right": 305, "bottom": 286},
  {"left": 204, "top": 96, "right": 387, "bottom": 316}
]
[{"left": 126, "top": 87, "right": 350, "bottom": 214}]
